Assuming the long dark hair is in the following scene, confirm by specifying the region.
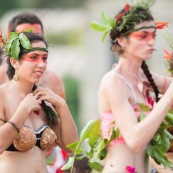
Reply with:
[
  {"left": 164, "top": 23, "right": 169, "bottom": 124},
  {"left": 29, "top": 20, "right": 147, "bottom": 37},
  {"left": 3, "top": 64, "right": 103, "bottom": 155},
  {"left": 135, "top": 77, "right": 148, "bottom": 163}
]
[
  {"left": 6, "top": 32, "right": 47, "bottom": 80},
  {"left": 6, "top": 32, "right": 61, "bottom": 125}
]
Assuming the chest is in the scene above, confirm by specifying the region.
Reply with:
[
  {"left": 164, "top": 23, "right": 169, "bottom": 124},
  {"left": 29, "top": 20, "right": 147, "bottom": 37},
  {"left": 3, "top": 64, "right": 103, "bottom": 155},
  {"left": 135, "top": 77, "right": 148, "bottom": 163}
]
[
  {"left": 128, "top": 81, "right": 151, "bottom": 105},
  {"left": 3, "top": 93, "right": 47, "bottom": 129}
]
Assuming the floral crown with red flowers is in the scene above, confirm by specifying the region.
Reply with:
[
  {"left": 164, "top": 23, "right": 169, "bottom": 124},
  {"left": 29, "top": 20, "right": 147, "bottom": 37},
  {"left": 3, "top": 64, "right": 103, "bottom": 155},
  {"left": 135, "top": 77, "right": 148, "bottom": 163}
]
[{"left": 90, "top": 0, "right": 168, "bottom": 42}]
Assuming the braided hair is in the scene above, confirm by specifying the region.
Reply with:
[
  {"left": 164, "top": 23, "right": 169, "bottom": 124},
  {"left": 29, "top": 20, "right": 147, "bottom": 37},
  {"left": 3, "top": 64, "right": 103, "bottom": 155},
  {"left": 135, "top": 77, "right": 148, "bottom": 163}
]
[
  {"left": 110, "top": 6, "right": 160, "bottom": 102},
  {"left": 141, "top": 61, "right": 160, "bottom": 102}
]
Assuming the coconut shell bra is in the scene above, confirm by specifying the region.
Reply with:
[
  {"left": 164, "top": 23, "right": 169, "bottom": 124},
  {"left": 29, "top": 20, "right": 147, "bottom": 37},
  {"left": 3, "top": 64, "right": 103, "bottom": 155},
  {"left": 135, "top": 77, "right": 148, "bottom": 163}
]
[{"left": 6, "top": 125, "right": 57, "bottom": 152}]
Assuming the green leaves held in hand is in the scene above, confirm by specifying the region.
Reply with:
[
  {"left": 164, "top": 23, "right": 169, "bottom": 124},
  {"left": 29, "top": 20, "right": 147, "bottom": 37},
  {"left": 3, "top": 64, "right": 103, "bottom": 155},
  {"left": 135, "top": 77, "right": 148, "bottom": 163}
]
[
  {"left": 138, "top": 111, "right": 173, "bottom": 168},
  {"left": 62, "top": 106, "right": 173, "bottom": 172},
  {"left": 138, "top": 103, "right": 151, "bottom": 112},
  {"left": 61, "top": 157, "right": 75, "bottom": 170},
  {"left": 147, "top": 127, "right": 173, "bottom": 168},
  {"left": 5, "top": 32, "right": 31, "bottom": 60},
  {"left": 88, "top": 162, "right": 103, "bottom": 172},
  {"left": 61, "top": 119, "right": 104, "bottom": 172},
  {"left": 165, "top": 109, "right": 173, "bottom": 125},
  {"left": 90, "top": 11, "right": 116, "bottom": 42},
  {"left": 62, "top": 117, "right": 123, "bottom": 172}
]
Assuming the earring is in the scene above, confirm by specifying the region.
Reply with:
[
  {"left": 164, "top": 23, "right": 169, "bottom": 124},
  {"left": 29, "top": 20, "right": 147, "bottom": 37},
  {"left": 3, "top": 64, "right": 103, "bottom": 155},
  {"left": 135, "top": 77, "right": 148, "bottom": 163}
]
[{"left": 13, "top": 73, "right": 19, "bottom": 81}]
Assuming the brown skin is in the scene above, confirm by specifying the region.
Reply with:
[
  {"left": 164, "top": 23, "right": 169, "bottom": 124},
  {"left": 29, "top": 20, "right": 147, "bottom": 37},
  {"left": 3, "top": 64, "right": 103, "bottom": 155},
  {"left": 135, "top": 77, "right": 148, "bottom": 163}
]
[
  {"left": 0, "top": 23, "right": 66, "bottom": 100},
  {"left": 0, "top": 41, "right": 77, "bottom": 173}
]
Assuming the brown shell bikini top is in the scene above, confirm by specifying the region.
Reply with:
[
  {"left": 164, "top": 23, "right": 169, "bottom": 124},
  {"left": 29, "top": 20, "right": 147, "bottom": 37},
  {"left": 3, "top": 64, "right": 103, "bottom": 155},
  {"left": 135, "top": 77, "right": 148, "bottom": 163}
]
[{"left": 6, "top": 125, "right": 57, "bottom": 152}]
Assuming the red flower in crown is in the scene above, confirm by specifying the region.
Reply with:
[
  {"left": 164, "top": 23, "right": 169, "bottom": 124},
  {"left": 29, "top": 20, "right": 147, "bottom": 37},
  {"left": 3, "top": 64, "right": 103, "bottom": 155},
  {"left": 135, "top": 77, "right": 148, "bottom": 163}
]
[
  {"left": 124, "top": 4, "right": 130, "bottom": 12},
  {"left": 116, "top": 4, "right": 131, "bottom": 21},
  {"left": 156, "top": 22, "right": 169, "bottom": 29},
  {"left": 164, "top": 50, "right": 172, "bottom": 61},
  {"left": 116, "top": 13, "right": 125, "bottom": 21}
]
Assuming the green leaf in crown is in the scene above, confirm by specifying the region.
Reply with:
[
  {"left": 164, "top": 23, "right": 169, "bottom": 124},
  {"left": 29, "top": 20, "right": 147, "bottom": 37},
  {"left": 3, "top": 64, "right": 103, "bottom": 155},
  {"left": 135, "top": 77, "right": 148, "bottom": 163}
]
[
  {"left": 11, "top": 39, "right": 20, "bottom": 60},
  {"left": 90, "top": 11, "right": 116, "bottom": 42},
  {"left": 19, "top": 33, "right": 32, "bottom": 49},
  {"left": 5, "top": 32, "right": 18, "bottom": 56},
  {"left": 5, "top": 32, "right": 32, "bottom": 60},
  {"left": 90, "top": 0, "right": 157, "bottom": 43}
]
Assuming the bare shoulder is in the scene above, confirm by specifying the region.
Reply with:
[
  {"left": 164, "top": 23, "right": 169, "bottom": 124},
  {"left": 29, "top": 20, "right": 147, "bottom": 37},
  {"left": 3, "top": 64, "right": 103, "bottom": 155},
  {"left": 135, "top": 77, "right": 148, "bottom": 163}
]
[
  {"left": 0, "top": 64, "right": 8, "bottom": 85},
  {"left": 99, "top": 71, "right": 128, "bottom": 95},
  {"left": 0, "top": 82, "right": 9, "bottom": 95},
  {"left": 44, "top": 70, "right": 60, "bottom": 79},
  {"left": 98, "top": 71, "right": 130, "bottom": 113},
  {"left": 0, "top": 83, "right": 9, "bottom": 123},
  {"left": 0, "top": 83, "right": 8, "bottom": 106},
  {"left": 43, "top": 70, "right": 62, "bottom": 81},
  {"left": 39, "top": 69, "right": 65, "bottom": 98}
]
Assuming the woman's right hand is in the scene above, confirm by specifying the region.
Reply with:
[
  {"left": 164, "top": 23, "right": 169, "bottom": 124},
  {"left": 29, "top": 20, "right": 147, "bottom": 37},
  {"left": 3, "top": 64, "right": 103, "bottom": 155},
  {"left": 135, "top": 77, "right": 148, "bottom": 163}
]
[{"left": 18, "top": 93, "right": 42, "bottom": 113}]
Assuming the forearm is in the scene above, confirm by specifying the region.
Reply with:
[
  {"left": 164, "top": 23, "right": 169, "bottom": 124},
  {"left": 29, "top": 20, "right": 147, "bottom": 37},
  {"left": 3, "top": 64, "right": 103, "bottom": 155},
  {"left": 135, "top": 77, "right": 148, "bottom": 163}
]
[
  {"left": 150, "top": 157, "right": 173, "bottom": 173},
  {"left": 126, "top": 88, "right": 173, "bottom": 151},
  {"left": 136, "top": 99, "right": 172, "bottom": 149},
  {"left": 52, "top": 101, "right": 78, "bottom": 151},
  {"left": 9, "top": 106, "right": 30, "bottom": 130},
  {"left": 0, "top": 107, "right": 29, "bottom": 153}
]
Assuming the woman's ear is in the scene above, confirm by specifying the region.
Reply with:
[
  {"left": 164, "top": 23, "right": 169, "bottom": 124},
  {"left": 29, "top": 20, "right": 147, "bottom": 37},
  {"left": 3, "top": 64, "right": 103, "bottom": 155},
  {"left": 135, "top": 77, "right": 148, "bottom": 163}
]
[
  {"left": 117, "top": 37, "right": 127, "bottom": 50},
  {"left": 10, "top": 58, "right": 19, "bottom": 69}
]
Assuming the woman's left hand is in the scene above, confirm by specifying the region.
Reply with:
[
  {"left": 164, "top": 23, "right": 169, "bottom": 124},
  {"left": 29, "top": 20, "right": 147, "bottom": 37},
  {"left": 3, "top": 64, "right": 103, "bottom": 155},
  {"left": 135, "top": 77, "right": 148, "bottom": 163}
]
[{"left": 33, "top": 87, "right": 65, "bottom": 108}]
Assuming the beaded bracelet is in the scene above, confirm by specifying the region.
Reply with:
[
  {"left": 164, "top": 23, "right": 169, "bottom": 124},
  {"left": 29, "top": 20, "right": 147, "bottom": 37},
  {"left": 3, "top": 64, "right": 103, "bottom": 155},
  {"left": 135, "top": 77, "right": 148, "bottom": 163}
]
[
  {"left": 0, "top": 118, "right": 20, "bottom": 133},
  {"left": 7, "top": 120, "right": 20, "bottom": 133}
]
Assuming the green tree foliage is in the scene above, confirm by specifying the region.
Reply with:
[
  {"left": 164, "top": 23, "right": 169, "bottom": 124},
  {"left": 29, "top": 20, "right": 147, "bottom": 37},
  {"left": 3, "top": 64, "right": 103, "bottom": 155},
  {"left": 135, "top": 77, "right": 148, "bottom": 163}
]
[
  {"left": 63, "top": 75, "right": 80, "bottom": 130},
  {"left": 0, "top": 0, "right": 87, "bottom": 17}
]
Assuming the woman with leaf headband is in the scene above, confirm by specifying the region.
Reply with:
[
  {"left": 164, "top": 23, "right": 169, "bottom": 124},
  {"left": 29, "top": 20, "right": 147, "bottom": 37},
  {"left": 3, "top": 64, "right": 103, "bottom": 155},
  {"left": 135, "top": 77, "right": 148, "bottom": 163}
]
[
  {"left": 0, "top": 32, "right": 78, "bottom": 173},
  {"left": 62, "top": 1, "right": 173, "bottom": 173}
]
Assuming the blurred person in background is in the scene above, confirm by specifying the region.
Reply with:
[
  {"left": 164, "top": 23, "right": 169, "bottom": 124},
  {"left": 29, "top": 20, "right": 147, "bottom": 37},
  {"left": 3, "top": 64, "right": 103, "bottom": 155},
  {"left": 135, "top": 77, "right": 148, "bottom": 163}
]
[
  {"left": 0, "top": 12, "right": 70, "bottom": 173},
  {"left": 0, "top": 48, "right": 4, "bottom": 66}
]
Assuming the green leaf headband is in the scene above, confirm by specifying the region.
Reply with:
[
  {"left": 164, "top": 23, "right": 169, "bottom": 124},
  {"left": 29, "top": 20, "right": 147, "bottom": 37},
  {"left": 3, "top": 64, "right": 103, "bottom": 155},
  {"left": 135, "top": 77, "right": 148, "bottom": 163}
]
[
  {"left": 90, "top": 0, "right": 156, "bottom": 42},
  {"left": 5, "top": 32, "right": 48, "bottom": 60}
]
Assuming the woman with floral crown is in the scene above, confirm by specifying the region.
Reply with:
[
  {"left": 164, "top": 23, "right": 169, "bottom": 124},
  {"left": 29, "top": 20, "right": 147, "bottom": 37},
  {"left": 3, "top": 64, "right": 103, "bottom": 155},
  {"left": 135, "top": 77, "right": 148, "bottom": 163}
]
[
  {"left": 62, "top": 1, "right": 173, "bottom": 172},
  {"left": 0, "top": 32, "right": 78, "bottom": 173},
  {"left": 62, "top": 1, "right": 173, "bottom": 173},
  {"left": 95, "top": 1, "right": 173, "bottom": 172}
]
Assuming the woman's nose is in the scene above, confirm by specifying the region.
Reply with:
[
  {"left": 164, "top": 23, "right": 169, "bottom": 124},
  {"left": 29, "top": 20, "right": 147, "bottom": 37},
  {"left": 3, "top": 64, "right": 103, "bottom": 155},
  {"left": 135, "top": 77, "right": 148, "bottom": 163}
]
[
  {"left": 37, "top": 59, "right": 47, "bottom": 67},
  {"left": 148, "top": 36, "right": 155, "bottom": 45}
]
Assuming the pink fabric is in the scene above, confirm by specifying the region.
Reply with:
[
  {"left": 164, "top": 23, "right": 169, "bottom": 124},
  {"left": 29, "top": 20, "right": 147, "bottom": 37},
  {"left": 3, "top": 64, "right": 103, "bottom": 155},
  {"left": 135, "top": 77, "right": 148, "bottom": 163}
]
[
  {"left": 100, "top": 105, "right": 150, "bottom": 145},
  {"left": 100, "top": 113, "right": 125, "bottom": 144}
]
